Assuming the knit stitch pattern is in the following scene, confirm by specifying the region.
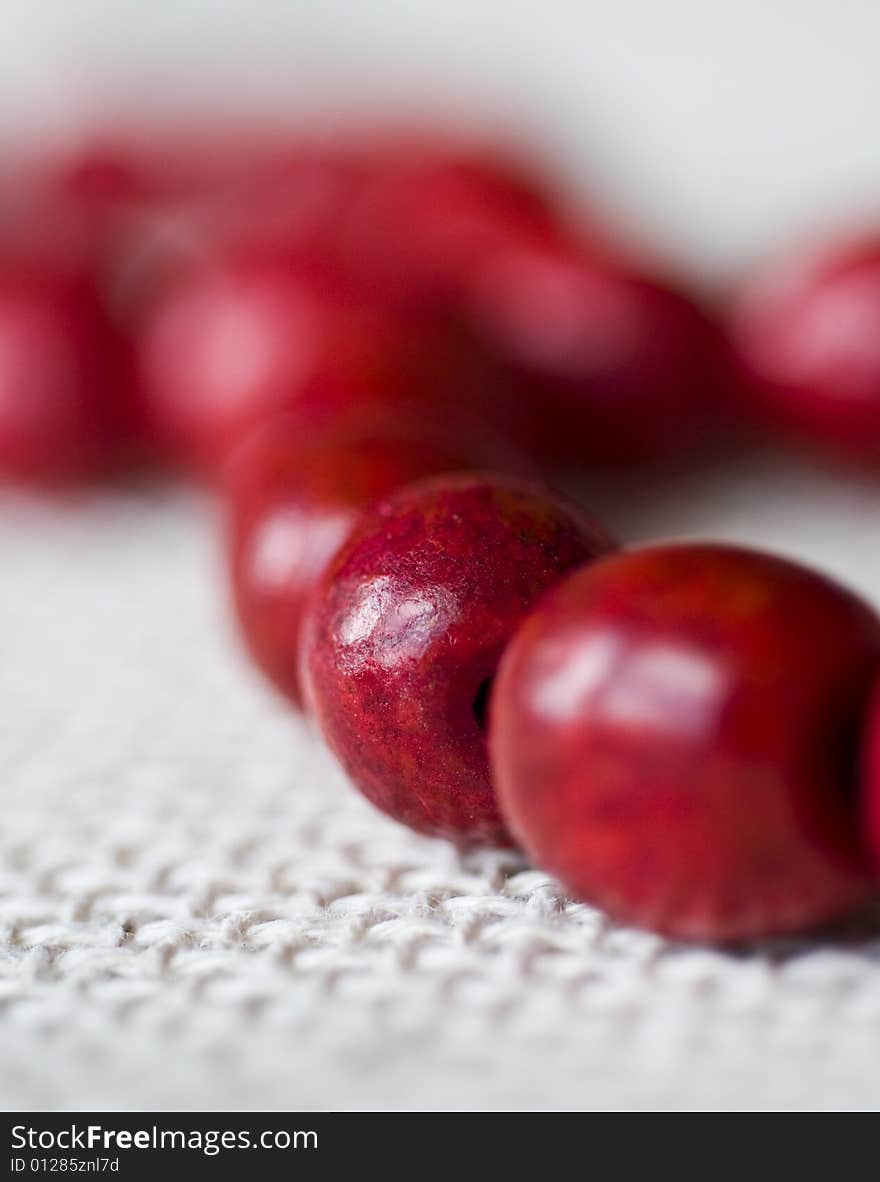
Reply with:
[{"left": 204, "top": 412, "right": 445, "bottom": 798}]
[{"left": 3, "top": 474, "right": 880, "bottom": 1111}]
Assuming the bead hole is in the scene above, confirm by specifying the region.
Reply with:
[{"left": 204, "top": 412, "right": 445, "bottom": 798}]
[{"left": 472, "top": 677, "right": 493, "bottom": 732}]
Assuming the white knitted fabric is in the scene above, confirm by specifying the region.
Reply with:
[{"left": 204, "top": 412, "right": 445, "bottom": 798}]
[{"left": 4, "top": 456, "right": 880, "bottom": 1112}]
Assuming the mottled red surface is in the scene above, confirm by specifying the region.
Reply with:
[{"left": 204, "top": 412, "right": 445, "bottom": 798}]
[
  {"left": 0, "top": 261, "right": 124, "bottom": 484},
  {"left": 302, "top": 474, "right": 613, "bottom": 845},
  {"left": 136, "top": 249, "right": 493, "bottom": 477},
  {"left": 227, "top": 416, "right": 525, "bottom": 707},
  {"left": 491, "top": 544, "right": 880, "bottom": 941},
  {"left": 465, "top": 235, "right": 729, "bottom": 467},
  {"left": 732, "top": 233, "right": 880, "bottom": 462}
]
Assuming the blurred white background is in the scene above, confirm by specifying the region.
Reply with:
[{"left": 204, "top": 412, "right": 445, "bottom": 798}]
[{"left": 3, "top": 0, "right": 880, "bottom": 279}]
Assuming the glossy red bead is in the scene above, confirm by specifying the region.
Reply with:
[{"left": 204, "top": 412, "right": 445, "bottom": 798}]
[
  {"left": 465, "top": 235, "right": 728, "bottom": 467},
  {"left": 491, "top": 544, "right": 880, "bottom": 941},
  {"left": 227, "top": 416, "right": 526, "bottom": 707},
  {"left": 302, "top": 474, "right": 613, "bottom": 845},
  {"left": 732, "top": 232, "right": 880, "bottom": 463}
]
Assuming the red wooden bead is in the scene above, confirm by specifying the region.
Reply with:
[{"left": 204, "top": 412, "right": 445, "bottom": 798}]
[
  {"left": 136, "top": 249, "right": 491, "bottom": 477},
  {"left": 491, "top": 544, "right": 880, "bottom": 941},
  {"left": 227, "top": 415, "right": 527, "bottom": 707},
  {"left": 465, "top": 235, "right": 728, "bottom": 467},
  {"left": 302, "top": 474, "right": 613, "bottom": 846},
  {"left": 732, "top": 232, "right": 880, "bottom": 463},
  {"left": 0, "top": 261, "right": 124, "bottom": 485},
  {"left": 29, "top": 132, "right": 377, "bottom": 330},
  {"left": 42, "top": 129, "right": 364, "bottom": 211},
  {"left": 338, "top": 143, "right": 557, "bottom": 311}
]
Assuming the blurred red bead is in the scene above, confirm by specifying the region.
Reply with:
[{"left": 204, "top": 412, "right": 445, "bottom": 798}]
[
  {"left": 302, "top": 473, "right": 613, "bottom": 845},
  {"left": 465, "top": 235, "right": 729, "bottom": 467},
  {"left": 187, "top": 149, "right": 372, "bottom": 264},
  {"left": 0, "top": 172, "right": 107, "bottom": 280},
  {"left": 491, "top": 544, "right": 880, "bottom": 941},
  {"left": 49, "top": 141, "right": 171, "bottom": 210},
  {"left": 41, "top": 128, "right": 358, "bottom": 211},
  {"left": 338, "top": 141, "right": 558, "bottom": 310},
  {"left": 227, "top": 415, "right": 528, "bottom": 707},
  {"left": 23, "top": 131, "right": 376, "bottom": 327},
  {"left": 135, "top": 247, "right": 494, "bottom": 477},
  {"left": 732, "top": 231, "right": 880, "bottom": 463},
  {"left": 0, "top": 261, "right": 125, "bottom": 485}
]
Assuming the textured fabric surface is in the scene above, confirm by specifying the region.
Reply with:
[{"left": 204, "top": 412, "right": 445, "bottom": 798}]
[{"left": 3, "top": 459, "right": 880, "bottom": 1112}]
